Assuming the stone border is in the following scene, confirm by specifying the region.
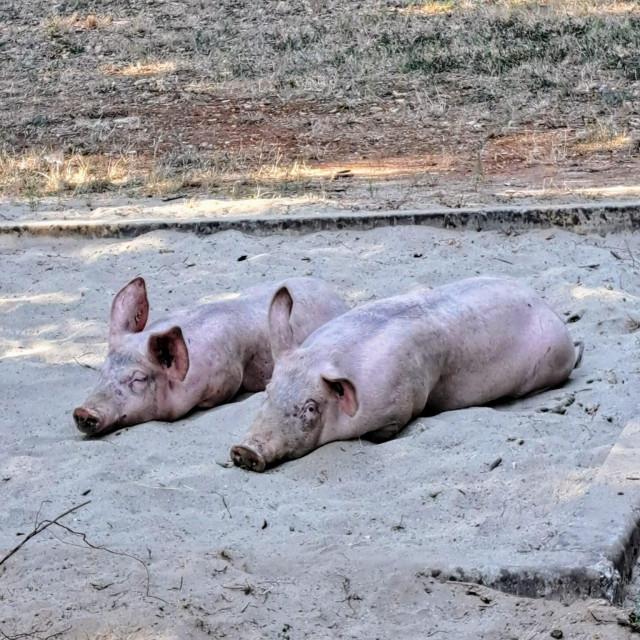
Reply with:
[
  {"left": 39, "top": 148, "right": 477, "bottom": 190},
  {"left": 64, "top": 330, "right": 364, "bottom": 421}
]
[
  {"left": 1, "top": 200, "right": 640, "bottom": 238},
  {"left": 422, "top": 415, "right": 640, "bottom": 603}
]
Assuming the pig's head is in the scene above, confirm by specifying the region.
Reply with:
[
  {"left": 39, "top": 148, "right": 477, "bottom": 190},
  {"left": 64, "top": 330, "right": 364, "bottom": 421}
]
[
  {"left": 73, "top": 277, "right": 190, "bottom": 435},
  {"left": 231, "top": 287, "right": 357, "bottom": 471}
]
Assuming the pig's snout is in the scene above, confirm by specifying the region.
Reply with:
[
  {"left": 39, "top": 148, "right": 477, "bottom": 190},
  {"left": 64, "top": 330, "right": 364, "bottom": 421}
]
[
  {"left": 73, "top": 407, "right": 104, "bottom": 435},
  {"left": 230, "top": 444, "right": 267, "bottom": 472}
]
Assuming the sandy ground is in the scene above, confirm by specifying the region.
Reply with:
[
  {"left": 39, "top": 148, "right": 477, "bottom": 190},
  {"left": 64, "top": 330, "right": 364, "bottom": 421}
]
[{"left": 1, "top": 222, "right": 640, "bottom": 639}]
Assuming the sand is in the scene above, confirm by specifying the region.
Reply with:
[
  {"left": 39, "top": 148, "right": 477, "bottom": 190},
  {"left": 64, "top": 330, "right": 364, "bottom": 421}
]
[{"left": 1, "top": 221, "right": 639, "bottom": 639}]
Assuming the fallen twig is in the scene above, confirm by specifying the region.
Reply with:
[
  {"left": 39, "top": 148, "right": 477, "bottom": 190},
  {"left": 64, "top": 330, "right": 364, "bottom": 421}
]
[
  {"left": 624, "top": 239, "right": 636, "bottom": 267},
  {"left": 0, "top": 620, "right": 71, "bottom": 640},
  {"left": 213, "top": 491, "right": 232, "bottom": 518},
  {"left": 1, "top": 500, "right": 166, "bottom": 604},
  {"left": 73, "top": 357, "right": 97, "bottom": 371},
  {"left": 48, "top": 521, "right": 158, "bottom": 601},
  {"left": 0, "top": 500, "right": 91, "bottom": 567}
]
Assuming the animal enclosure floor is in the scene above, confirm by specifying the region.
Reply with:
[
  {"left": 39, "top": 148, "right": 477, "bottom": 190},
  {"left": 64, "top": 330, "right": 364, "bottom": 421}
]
[{"left": 1, "top": 222, "right": 639, "bottom": 639}]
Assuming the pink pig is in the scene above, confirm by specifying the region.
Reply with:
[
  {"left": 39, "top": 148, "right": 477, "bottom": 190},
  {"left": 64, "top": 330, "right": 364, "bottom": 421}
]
[
  {"left": 231, "top": 277, "right": 583, "bottom": 471},
  {"left": 73, "top": 276, "right": 347, "bottom": 435}
]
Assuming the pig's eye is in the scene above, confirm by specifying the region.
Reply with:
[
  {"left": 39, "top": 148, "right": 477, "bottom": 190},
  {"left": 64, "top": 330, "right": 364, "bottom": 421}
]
[
  {"left": 302, "top": 400, "right": 319, "bottom": 417},
  {"left": 300, "top": 400, "right": 320, "bottom": 430},
  {"left": 129, "top": 373, "right": 149, "bottom": 392}
]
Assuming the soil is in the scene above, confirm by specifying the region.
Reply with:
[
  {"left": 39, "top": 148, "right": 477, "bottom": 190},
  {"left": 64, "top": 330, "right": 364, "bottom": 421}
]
[{"left": 2, "top": 0, "right": 640, "bottom": 204}]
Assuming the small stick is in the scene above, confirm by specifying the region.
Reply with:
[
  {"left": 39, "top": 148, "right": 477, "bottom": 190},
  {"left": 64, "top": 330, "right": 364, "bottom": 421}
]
[
  {"left": 624, "top": 239, "right": 636, "bottom": 267},
  {"left": 588, "top": 608, "right": 602, "bottom": 623},
  {"left": 73, "top": 357, "right": 97, "bottom": 370},
  {"left": 0, "top": 501, "right": 91, "bottom": 567},
  {"left": 213, "top": 491, "right": 232, "bottom": 518},
  {"left": 0, "top": 622, "right": 71, "bottom": 640},
  {"left": 49, "top": 522, "right": 156, "bottom": 600}
]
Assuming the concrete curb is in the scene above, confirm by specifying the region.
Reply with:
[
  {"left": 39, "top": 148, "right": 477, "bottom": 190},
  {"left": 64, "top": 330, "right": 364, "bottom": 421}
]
[
  {"left": 426, "top": 415, "right": 640, "bottom": 603},
  {"left": 2, "top": 200, "right": 640, "bottom": 238}
]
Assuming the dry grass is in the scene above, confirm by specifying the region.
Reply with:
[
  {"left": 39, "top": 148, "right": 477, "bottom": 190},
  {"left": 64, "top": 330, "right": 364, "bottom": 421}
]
[
  {"left": 1, "top": 0, "right": 639, "bottom": 202},
  {"left": 100, "top": 61, "right": 178, "bottom": 77}
]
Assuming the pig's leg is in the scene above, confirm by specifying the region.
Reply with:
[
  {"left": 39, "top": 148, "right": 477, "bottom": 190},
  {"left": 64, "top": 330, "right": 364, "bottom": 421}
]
[
  {"left": 511, "top": 327, "right": 576, "bottom": 398},
  {"left": 360, "top": 388, "right": 423, "bottom": 443},
  {"left": 573, "top": 341, "right": 584, "bottom": 368},
  {"left": 364, "top": 390, "right": 431, "bottom": 442},
  {"left": 364, "top": 421, "right": 403, "bottom": 443},
  {"left": 512, "top": 340, "right": 584, "bottom": 400}
]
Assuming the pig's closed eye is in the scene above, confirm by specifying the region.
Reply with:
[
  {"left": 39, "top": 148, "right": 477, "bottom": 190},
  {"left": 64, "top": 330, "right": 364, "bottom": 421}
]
[{"left": 129, "top": 374, "right": 149, "bottom": 392}]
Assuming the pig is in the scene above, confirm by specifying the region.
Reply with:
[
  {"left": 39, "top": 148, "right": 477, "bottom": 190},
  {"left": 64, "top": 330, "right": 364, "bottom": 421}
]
[
  {"left": 73, "top": 276, "right": 347, "bottom": 435},
  {"left": 231, "top": 277, "right": 584, "bottom": 471}
]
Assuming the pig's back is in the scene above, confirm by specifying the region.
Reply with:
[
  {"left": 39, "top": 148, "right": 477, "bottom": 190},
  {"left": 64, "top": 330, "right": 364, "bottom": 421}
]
[
  {"left": 303, "top": 277, "right": 571, "bottom": 410},
  {"left": 302, "top": 277, "right": 526, "bottom": 352}
]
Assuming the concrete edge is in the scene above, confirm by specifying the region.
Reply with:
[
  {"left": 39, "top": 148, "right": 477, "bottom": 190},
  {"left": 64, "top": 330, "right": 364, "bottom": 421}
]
[
  {"left": 596, "top": 416, "right": 640, "bottom": 603},
  {"left": 444, "top": 415, "right": 640, "bottom": 603},
  {"left": 431, "top": 558, "right": 620, "bottom": 602},
  {"left": 1, "top": 200, "right": 640, "bottom": 238}
]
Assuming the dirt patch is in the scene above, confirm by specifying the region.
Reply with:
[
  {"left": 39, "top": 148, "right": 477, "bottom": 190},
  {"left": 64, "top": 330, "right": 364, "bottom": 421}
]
[{"left": 2, "top": 0, "right": 640, "bottom": 206}]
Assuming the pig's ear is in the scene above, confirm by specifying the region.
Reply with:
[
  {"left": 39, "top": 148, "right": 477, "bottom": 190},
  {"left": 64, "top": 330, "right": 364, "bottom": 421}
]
[
  {"left": 148, "top": 326, "right": 190, "bottom": 381},
  {"left": 322, "top": 376, "right": 358, "bottom": 417},
  {"left": 109, "top": 277, "right": 149, "bottom": 342},
  {"left": 269, "top": 286, "right": 296, "bottom": 360}
]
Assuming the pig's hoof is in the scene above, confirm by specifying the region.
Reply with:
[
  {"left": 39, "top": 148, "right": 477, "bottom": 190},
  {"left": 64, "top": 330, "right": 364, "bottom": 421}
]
[
  {"left": 73, "top": 407, "right": 101, "bottom": 435},
  {"left": 230, "top": 445, "right": 266, "bottom": 472}
]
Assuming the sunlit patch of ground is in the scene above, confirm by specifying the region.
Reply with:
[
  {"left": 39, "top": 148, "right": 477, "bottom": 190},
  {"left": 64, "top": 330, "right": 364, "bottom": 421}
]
[
  {"left": 0, "top": 292, "right": 81, "bottom": 312},
  {"left": 498, "top": 184, "right": 640, "bottom": 198},
  {"left": 100, "top": 61, "right": 177, "bottom": 77},
  {"left": 571, "top": 284, "right": 637, "bottom": 302},
  {"left": 400, "top": 0, "right": 640, "bottom": 15},
  {"left": 43, "top": 13, "right": 115, "bottom": 32},
  {"left": 397, "top": 1, "right": 457, "bottom": 15},
  {"left": 574, "top": 134, "right": 633, "bottom": 153},
  {"left": 254, "top": 155, "right": 455, "bottom": 182}
]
